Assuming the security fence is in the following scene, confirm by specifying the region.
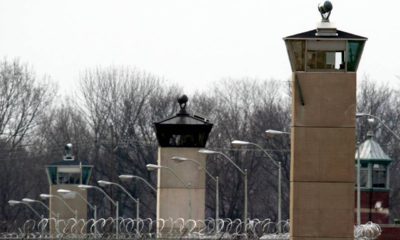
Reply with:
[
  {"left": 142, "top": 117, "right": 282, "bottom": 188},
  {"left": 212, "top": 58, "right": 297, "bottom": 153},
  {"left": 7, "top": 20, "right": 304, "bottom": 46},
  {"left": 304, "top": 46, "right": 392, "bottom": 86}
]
[
  {"left": 0, "top": 217, "right": 381, "bottom": 239},
  {"left": 1, "top": 217, "right": 288, "bottom": 239}
]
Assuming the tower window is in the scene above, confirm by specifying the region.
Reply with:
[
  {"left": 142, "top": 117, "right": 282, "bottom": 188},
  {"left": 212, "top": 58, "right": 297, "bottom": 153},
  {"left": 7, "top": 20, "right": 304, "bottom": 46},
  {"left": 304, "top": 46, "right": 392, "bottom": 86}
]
[
  {"left": 307, "top": 51, "right": 344, "bottom": 70},
  {"left": 347, "top": 41, "right": 365, "bottom": 71},
  {"left": 355, "top": 165, "right": 368, "bottom": 188},
  {"left": 285, "top": 40, "right": 305, "bottom": 71},
  {"left": 57, "top": 172, "right": 81, "bottom": 184},
  {"left": 372, "top": 164, "right": 387, "bottom": 188}
]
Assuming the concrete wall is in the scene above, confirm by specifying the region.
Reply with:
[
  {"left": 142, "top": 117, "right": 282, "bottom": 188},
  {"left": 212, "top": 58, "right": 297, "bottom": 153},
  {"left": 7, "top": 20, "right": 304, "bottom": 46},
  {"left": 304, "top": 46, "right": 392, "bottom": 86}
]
[
  {"left": 156, "top": 147, "right": 206, "bottom": 233},
  {"left": 49, "top": 185, "right": 88, "bottom": 234},
  {"left": 378, "top": 225, "right": 400, "bottom": 239},
  {"left": 290, "top": 72, "right": 356, "bottom": 239}
]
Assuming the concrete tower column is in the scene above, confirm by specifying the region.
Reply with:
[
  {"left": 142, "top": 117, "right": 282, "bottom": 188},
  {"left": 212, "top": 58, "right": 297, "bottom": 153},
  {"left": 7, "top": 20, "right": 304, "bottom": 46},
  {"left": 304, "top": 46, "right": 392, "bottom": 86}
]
[
  {"left": 45, "top": 143, "right": 93, "bottom": 234},
  {"left": 153, "top": 95, "right": 213, "bottom": 235},
  {"left": 284, "top": 2, "right": 367, "bottom": 239}
]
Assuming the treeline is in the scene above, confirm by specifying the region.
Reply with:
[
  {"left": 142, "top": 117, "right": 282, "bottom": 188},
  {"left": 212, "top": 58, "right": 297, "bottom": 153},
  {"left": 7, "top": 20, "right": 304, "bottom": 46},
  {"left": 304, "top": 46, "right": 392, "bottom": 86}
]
[{"left": 1, "top": 59, "right": 399, "bottom": 231}]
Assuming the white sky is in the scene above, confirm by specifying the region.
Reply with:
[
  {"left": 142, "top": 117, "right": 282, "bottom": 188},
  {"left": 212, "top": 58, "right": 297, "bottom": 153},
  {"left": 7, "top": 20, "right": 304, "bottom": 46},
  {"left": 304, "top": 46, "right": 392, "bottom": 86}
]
[{"left": 0, "top": 0, "right": 400, "bottom": 95}]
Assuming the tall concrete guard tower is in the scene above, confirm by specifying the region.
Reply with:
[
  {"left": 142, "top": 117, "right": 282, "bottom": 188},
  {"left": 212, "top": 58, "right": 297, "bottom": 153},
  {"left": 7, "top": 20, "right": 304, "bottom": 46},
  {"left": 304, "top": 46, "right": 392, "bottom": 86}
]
[
  {"left": 154, "top": 95, "right": 213, "bottom": 225},
  {"left": 284, "top": 1, "right": 366, "bottom": 239},
  {"left": 46, "top": 144, "right": 93, "bottom": 233}
]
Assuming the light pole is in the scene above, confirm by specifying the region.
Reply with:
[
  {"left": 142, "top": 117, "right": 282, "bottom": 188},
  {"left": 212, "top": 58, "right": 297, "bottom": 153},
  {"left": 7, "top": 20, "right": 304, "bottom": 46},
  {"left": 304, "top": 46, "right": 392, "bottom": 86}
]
[
  {"left": 356, "top": 142, "right": 361, "bottom": 225},
  {"left": 262, "top": 129, "right": 290, "bottom": 230},
  {"left": 171, "top": 156, "right": 220, "bottom": 232},
  {"left": 119, "top": 174, "right": 157, "bottom": 193},
  {"left": 355, "top": 114, "right": 373, "bottom": 225},
  {"left": 198, "top": 149, "right": 248, "bottom": 233},
  {"left": 356, "top": 113, "right": 400, "bottom": 141},
  {"left": 40, "top": 193, "right": 77, "bottom": 219},
  {"left": 232, "top": 140, "right": 282, "bottom": 227},
  {"left": 146, "top": 163, "right": 192, "bottom": 219},
  {"left": 57, "top": 189, "right": 98, "bottom": 236},
  {"left": 22, "top": 198, "right": 57, "bottom": 218},
  {"left": 57, "top": 189, "right": 97, "bottom": 221},
  {"left": 265, "top": 129, "right": 290, "bottom": 137},
  {"left": 8, "top": 200, "right": 42, "bottom": 219},
  {"left": 78, "top": 184, "right": 119, "bottom": 238},
  {"left": 97, "top": 180, "right": 140, "bottom": 221},
  {"left": 231, "top": 140, "right": 283, "bottom": 232}
]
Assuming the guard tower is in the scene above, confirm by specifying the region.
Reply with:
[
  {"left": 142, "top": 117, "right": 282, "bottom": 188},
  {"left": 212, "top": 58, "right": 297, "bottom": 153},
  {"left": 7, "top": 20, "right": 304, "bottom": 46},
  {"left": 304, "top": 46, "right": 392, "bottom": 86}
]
[
  {"left": 284, "top": 2, "right": 366, "bottom": 239},
  {"left": 356, "top": 130, "right": 392, "bottom": 224},
  {"left": 46, "top": 144, "right": 93, "bottom": 233},
  {"left": 154, "top": 95, "right": 213, "bottom": 228}
]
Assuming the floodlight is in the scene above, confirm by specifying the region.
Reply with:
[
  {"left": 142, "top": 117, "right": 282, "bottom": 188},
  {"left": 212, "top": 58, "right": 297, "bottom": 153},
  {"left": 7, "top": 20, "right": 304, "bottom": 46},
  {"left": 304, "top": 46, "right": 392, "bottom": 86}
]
[{"left": 146, "top": 164, "right": 160, "bottom": 171}]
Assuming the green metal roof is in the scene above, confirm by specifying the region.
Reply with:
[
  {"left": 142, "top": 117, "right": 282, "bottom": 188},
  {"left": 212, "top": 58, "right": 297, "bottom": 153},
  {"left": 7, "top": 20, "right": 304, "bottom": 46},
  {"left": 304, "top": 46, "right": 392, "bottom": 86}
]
[{"left": 356, "top": 131, "right": 392, "bottom": 163}]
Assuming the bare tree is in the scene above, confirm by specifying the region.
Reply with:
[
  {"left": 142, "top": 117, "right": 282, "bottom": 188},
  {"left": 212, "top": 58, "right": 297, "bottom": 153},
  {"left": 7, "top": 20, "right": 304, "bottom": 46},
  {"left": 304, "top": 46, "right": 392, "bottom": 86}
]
[
  {"left": 33, "top": 97, "right": 93, "bottom": 159},
  {"left": 0, "top": 59, "right": 55, "bottom": 231},
  {"left": 79, "top": 66, "right": 182, "bottom": 218},
  {"left": 5, "top": 62, "right": 400, "bottom": 230},
  {"left": 191, "top": 78, "right": 291, "bottom": 221}
]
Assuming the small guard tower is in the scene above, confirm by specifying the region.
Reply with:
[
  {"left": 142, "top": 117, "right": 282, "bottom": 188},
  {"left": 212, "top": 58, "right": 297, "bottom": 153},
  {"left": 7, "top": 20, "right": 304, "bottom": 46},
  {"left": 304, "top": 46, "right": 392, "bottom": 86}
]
[
  {"left": 356, "top": 130, "right": 392, "bottom": 224},
  {"left": 284, "top": 1, "right": 366, "bottom": 239},
  {"left": 46, "top": 144, "right": 93, "bottom": 233},
  {"left": 154, "top": 95, "right": 213, "bottom": 227}
]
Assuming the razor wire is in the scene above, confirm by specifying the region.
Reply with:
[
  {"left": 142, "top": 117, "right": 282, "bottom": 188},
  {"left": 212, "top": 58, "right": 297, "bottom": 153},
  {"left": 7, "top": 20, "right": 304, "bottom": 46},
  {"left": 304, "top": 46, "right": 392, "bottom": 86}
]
[
  {"left": 0, "top": 217, "right": 289, "bottom": 239},
  {"left": 0, "top": 217, "right": 382, "bottom": 239},
  {"left": 354, "top": 221, "right": 382, "bottom": 240}
]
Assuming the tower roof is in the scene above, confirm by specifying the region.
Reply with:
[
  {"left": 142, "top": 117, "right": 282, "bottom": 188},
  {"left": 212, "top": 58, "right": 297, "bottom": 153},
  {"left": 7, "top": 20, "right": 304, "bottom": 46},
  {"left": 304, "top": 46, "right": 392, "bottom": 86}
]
[
  {"left": 155, "top": 112, "right": 212, "bottom": 125},
  {"left": 154, "top": 95, "right": 213, "bottom": 147},
  {"left": 48, "top": 159, "right": 90, "bottom": 166},
  {"left": 284, "top": 29, "right": 367, "bottom": 40},
  {"left": 356, "top": 131, "right": 392, "bottom": 163}
]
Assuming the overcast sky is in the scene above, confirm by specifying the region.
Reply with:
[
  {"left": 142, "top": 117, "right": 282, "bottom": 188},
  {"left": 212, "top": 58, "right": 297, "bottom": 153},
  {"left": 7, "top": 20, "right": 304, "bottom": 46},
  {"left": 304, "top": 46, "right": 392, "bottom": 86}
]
[{"left": 0, "top": 0, "right": 399, "bottom": 95}]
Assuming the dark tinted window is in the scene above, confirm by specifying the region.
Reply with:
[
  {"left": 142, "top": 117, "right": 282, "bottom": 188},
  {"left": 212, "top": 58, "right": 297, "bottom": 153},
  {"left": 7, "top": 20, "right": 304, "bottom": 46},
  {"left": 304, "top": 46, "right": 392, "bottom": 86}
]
[{"left": 348, "top": 41, "right": 365, "bottom": 71}]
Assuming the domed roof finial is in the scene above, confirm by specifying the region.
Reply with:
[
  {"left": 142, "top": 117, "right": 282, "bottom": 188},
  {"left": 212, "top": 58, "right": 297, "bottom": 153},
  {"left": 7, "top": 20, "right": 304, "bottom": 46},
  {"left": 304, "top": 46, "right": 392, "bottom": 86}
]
[{"left": 366, "top": 130, "right": 374, "bottom": 139}]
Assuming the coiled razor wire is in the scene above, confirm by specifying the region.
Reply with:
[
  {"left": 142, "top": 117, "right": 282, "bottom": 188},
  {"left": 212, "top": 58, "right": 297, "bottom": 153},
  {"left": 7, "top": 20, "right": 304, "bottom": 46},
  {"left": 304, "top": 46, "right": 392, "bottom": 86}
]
[
  {"left": 0, "top": 218, "right": 382, "bottom": 239},
  {"left": 354, "top": 221, "right": 381, "bottom": 240}
]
